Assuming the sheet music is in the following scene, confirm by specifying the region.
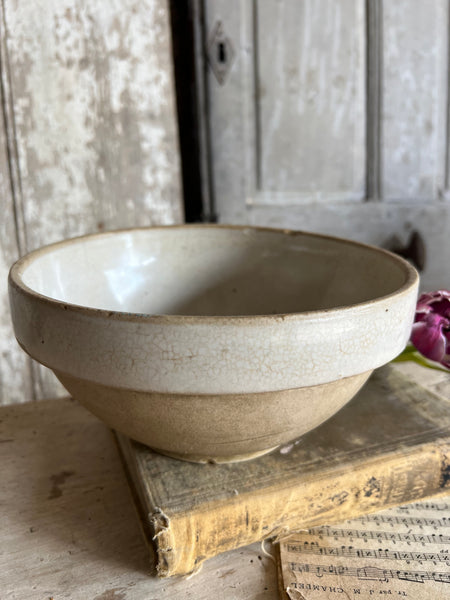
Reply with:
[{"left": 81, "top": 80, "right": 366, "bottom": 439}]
[{"left": 279, "top": 496, "right": 450, "bottom": 599}]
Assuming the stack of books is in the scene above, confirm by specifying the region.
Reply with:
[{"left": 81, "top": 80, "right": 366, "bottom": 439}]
[{"left": 115, "top": 365, "right": 450, "bottom": 579}]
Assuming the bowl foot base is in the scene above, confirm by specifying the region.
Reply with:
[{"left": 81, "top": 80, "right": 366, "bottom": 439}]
[{"left": 155, "top": 445, "right": 279, "bottom": 464}]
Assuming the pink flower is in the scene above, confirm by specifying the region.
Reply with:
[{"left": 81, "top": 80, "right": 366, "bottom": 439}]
[{"left": 410, "top": 290, "right": 450, "bottom": 368}]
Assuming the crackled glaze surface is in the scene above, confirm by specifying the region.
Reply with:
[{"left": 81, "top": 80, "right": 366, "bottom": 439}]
[
  {"left": 9, "top": 226, "right": 418, "bottom": 395},
  {"left": 9, "top": 225, "right": 418, "bottom": 461}
]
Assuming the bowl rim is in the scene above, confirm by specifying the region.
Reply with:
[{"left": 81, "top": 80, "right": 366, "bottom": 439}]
[{"left": 9, "top": 224, "right": 419, "bottom": 324}]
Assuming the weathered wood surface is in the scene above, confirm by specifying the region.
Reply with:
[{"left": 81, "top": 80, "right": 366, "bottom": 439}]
[
  {"left": 0, "top": 395, "right": 278, "bottom": 599},
  {"left": 0, "top": 2, "right": 31, "bottom": 403},
  {"left": 0, "top": 18, "right": 33, "bottom": 405},
  {"left": 256, "top": 0, "right": 366, "bottom": 199},
  {"left": 202, "top": 0, "right": 450, "bottom": 291},
  {"left": 0, "top": 363, "right": 448, "bottom": 598},
  {"left": 0, "top": 0, "right": 182, "bottom": 405},
  {"left": 382, "top": 0, "right": 448, "bottom": 200},
  {"left": 393, "top": 360, "right": 450, "bottom": 400}
]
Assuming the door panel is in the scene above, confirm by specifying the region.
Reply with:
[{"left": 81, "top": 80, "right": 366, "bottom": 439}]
[
  {"left": 382, "top": 0, "right": 447, "bottom": 200},
  {"left": 0, "top": 0, "right": 182, "bottom": 404},
  {"left": 199, "top": 0, "right": 450, "bottom": 290},
  {"left": 257, "top": 0, "right": 365, "bottom": 199}
]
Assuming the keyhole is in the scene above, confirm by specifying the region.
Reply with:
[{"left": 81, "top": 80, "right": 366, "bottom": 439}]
[{"left": 217, "top": 41, "right": 227, "bottom": 64}]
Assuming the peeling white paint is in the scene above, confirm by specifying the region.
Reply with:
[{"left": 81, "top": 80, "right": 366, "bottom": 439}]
[
  {"left": 1, "top": 0, "right": 182, "bottom": 403},
  {"left": 382, "top": 0, "right": 448, "bottom": 200}
]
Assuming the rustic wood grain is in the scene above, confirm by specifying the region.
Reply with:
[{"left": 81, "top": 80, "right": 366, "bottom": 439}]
[
  {"left": 382, "top": 0, "right": 448, "bottom": 200},
  {"left": 0, "top": 0, "right": 183, "bottom": 403},
  {"left": 203, "top": 0, "right": 368, "bottom": 218},
  {"left": 0, "top": 3, "right": 34, "bottom": 404},
  {"left": 1, "top": 364, "right": 448, "bottom": 597},
  {"left": 393, "top": 361, "right": 450, "bottom": 400},
  {"left": 4, "top": 0, "right": 182, "bottom": 247},
  {"left": 256, "top": 0, "right": 365, "bottom": 199},
  {"left": 0, "top": 396, "right": 278, "bottom": 599},
  {"left": 202, "top": 0, "right": 450, "bottom": 291}
]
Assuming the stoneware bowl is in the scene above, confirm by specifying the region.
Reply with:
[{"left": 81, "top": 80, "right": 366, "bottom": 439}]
[{"left": 9, "top": 225, "right": 419, "bottom": 463}]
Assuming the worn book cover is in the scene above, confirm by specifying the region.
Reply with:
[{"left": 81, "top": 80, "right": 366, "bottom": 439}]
[{"left": 115, "top": 365, "right": 450, "bottom": 578}]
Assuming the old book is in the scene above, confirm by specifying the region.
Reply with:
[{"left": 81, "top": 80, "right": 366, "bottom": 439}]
[
  {"left": 115, "top": 365, "right": 450, "bottom": 578},
  {"left": 276, "top": 494, "right": 450, "bottom": 599}
]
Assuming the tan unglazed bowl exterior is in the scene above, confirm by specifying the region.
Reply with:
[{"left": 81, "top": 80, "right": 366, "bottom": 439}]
[{"left": 9, "top": 225, "right": 419, "bottom": 463}]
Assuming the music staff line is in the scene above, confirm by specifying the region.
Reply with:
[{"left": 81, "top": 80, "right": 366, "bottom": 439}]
[
  {"left": 397, "top": 502, "right": 449, "bottom": 512},
  {"left": 355, "top": 514, "right": 450, "bottom": 528},
  {"left": 288, "top": 562, "right": 450, "bottom": 585},
  {"left": 305, "top": 526, "right": 450, "bottom": 545},
  {"left": 286, "top": 542, "right": 450, "bottom": 564}
]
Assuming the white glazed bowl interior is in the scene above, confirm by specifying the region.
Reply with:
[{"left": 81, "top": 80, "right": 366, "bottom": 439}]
[{"left": 18, "top": 226, "right": 414, "bottom": 318}]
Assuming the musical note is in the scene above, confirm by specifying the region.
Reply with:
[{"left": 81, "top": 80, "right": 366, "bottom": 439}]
[
  {"left": 357, "top": 515, "right": 450, "bottom": 528},
  {"left": 308, "top": 526, "right": 450, "bottom": 545},
  {"left": 285, "top": 543, "right": 450, "bottom": 564},
  {"left": 288, "top": 562, "right": 450, "bottom": 585},
  {"left": 398, "top": 502, "right": 449, "bottom": 512},
  {"left": 357, "top": 566, "right": 389, "bottom": 582},
  {"left": 397, "top": 569, "right": 426, "bottom": 583},
  {"left": 281, "top": 494, "right": 450, "bottom": 596},
  {"left": 433, "top": 572, "right": 450, "bottom": 584}
]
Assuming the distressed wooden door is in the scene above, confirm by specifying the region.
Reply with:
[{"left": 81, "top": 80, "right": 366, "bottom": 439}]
[
  {"left": 0, "top": 0, "right": 182, "bottom": 404},
  {"left": 197, "top": 0, "right": 450, "bottom": 291}
]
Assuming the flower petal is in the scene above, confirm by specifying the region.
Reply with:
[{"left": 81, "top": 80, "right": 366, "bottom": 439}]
[
  {"left": 410, "top": 315, "right": 446, "bottom": 363},
  {"left": 429, "top": 298, "right": 450, "bottom": 320},
  {"left": 417, "top": 292, "right": 436, "bottom": 305},
  {"left": 417, "top": 290, "right": 450, "bottom": 320}
]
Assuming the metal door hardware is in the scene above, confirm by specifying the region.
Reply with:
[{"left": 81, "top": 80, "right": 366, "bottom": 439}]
[
  {"left": 390, "top": 231, "right": 426, "bottom": 272},
  {"left": 207, "top": 21, "right": 235, "bottom": 85}
]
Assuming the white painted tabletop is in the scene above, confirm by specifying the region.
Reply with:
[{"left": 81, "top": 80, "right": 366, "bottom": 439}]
[
  {"left": 1, "top": 362, "right": 448, "bottom": 599},
  {"left": 0, "top": 390, "right": 279, "bottom": 599}
]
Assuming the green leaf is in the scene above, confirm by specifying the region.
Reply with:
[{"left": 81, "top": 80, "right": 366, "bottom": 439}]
[{"left": 392, "top": 348, "right": 449, "bottom": 373}]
